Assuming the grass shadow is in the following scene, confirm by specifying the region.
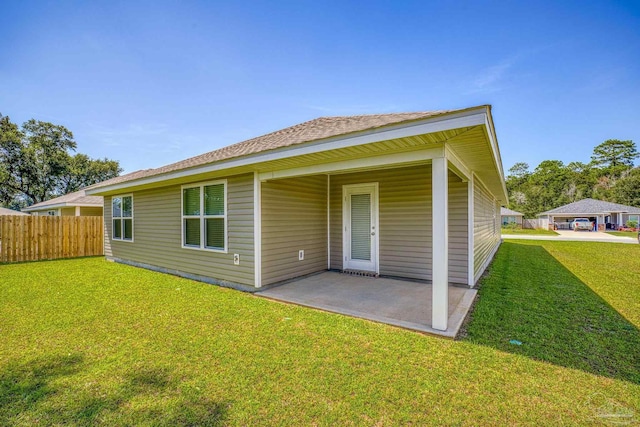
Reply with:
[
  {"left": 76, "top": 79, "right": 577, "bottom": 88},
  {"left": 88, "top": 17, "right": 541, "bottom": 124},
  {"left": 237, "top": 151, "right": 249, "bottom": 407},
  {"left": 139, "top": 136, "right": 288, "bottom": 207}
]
[
  {"left": 0, "top": 356, "right": 229, "bottom": 425},
  {"left": 462, "top": 241, "right": 640, "bottom": 384},
  {"left": 0, "top": 353, "right": 84, "bottom": 424}
]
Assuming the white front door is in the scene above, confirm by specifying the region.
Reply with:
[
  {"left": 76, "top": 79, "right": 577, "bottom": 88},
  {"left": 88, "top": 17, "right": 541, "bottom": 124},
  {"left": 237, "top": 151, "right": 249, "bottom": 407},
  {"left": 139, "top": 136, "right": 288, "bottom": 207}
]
[{"left": 343, "top": 183, "right": 379, "bottom": 273}]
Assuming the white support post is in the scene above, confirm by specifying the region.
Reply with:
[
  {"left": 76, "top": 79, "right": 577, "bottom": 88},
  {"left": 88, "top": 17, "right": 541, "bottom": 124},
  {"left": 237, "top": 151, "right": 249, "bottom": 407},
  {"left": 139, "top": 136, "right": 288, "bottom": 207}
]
[
  {"left": 254, "top": 172, "right": 262, "bottom": 288},
  {"left": 75, "top": 206, "right": 81, "bottom": 216},
  {"left": 432, "top": 156, "right": 449, "bottom": 331},
  {"left": 467, "top": 173, "right": 475, "bottom": 288},
  {"left": 327, "top": 174, "right": 331, "bottom": 270}
]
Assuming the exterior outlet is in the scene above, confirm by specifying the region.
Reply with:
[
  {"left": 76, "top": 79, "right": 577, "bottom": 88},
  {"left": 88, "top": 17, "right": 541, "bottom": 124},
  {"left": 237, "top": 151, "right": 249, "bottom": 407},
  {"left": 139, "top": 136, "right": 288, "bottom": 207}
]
[
  {"left": 233, "top": 254, "right": 240, "bottom": 265},
  {"left": 298, "top": 250, "right": 304, "bottom": 261}
]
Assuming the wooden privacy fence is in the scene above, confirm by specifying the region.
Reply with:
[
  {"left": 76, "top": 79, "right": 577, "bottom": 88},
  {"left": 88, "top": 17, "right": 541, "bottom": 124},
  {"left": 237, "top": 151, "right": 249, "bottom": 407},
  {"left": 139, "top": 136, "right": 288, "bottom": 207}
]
[
  {"left": 0, "top": 216, "right": 103, "bottom": 263},
  {"left": 523, "top": 218, "right": 544, "bottom": 229}
]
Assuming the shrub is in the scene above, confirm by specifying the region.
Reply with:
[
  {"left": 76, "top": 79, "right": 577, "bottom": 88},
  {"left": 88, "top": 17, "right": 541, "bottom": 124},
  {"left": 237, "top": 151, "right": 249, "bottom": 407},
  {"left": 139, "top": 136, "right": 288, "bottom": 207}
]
[{"left": 626, "top": 220, "right": 638, "bottom": 228}]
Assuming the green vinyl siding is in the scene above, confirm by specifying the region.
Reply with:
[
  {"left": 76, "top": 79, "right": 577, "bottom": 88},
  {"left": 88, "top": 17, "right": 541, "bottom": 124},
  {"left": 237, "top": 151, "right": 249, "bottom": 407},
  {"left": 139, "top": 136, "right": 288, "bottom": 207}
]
[
  {"left": 79, "top": 206, "right": 103, "bottom": 216},
  {"left": 474, "top": 179, "right": 501, "bottom": 280},
  {"left": 261, "top": 175, "right": 328, "bottom": 286},
  {"left": 104, "top": 173, "right": 254, "bottom": 286},
  {"left": 448, "top": 171, "right": 469, "bottom": 285},
  {"left": 330, "top": 165, "right": 469, "bottom": 284}
]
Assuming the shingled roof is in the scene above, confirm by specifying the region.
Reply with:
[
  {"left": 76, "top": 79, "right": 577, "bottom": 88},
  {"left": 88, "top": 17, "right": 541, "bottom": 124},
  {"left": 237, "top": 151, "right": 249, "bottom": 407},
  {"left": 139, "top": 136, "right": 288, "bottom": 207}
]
[
  {"left": 22, "top": 170, "right": 153, "bottom": 211},
  {"left": 540, "top": 198, "right": 640, "bottom": 215},
  {"left": 501, "top": 207, "right": 523, "bottom": 216},
  {"left": 22, "top": 188, "right": 103, "bottom": 211},
  {"left": 90, "top": 108, "right": 475, "bottom": 189},
  {"left": 0, "top": 207, "right": 29, "bottom": 216}
]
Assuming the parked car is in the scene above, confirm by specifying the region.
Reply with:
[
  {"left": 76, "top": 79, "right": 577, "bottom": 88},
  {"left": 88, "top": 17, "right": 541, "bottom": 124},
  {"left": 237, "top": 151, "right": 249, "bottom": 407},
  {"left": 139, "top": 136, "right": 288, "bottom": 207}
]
[
  {"left": 637, "top": 229, "right": 640, "bottom": 244},
  {"left": 572, "top": 218, "right": 593, "bottom": 231}
]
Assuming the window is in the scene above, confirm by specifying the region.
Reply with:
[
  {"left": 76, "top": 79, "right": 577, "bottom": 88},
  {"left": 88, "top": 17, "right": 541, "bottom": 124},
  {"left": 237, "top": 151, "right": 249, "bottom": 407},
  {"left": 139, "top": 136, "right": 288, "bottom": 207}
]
[
  {"left": 182, "top": 181, "right": 226, "bottom": 252},
  {"left": 112, "top": 195, "right": 133, "bottom": 241},
  {"left": 502, "top": 216, "right": 516, "bottom": 225}
]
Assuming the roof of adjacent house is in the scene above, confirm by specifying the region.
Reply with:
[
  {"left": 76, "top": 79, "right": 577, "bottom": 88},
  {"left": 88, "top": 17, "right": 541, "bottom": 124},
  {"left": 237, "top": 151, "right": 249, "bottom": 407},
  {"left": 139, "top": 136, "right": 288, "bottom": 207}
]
[
  {"left": 501, "top": 207, "right": 523, "bottom": 216},
  {"left": 22, "top": 170, "right": 154, "bottom": 212},
  {"left": 89, "top": 107, "right": 480, "bottom": 189},
  {"left": 22, "top": 188, "right": 103, "bottom": 211},
  {"left": 539, "top": 198, "right": 640, "bottom": 215},
  {"left": 0, "top": 207, "right": 29, "bottom": 216}
]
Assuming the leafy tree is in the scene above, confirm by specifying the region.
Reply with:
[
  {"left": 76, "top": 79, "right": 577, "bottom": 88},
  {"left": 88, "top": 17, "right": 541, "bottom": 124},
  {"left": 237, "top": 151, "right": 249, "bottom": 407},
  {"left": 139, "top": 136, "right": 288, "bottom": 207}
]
[
  {"left": 612, "top": 167, "right": 640, "bottom": 207},
  {"left": 591, "top": 139, "right": 638, "bottom": 176},
  {"left": 58, "top": 153, "right": 122, "bottom": 195},
  {"left": 508, "top": 162, "right": 530, "bottom": 179},
  {"left": 0, "top": 114, "right": 122, "bottom": 206}
]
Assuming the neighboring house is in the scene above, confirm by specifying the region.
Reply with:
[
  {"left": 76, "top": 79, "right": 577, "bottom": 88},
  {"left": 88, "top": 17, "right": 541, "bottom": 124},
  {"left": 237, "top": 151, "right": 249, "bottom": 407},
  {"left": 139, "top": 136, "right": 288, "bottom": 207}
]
[
  {"left": 22, "top": 189, "right": 103, "bottom": 217},
  {"left": 88, "top": 105, "right": 507, "bottom": 331},
  {"left": 538, "top": 198, "right": 640, "bottom": 231},
  {"left": 0, "top": 207, "right": 29, "bottom": 216},
  {"left": 500, "top": 207, "right": 523, "bottom": 226}
]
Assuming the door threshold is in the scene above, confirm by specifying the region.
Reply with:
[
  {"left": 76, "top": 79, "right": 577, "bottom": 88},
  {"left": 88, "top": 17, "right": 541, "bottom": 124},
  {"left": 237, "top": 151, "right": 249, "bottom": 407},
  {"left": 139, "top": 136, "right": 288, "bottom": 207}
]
[{"left": 341, "top": 269, "right": 379, "bottom": 278}]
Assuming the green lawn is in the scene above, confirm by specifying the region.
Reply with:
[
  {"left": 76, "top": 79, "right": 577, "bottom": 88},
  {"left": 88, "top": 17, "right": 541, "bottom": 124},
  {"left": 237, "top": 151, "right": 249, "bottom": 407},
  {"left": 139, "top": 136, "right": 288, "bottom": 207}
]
[
  {"left": 606, "top": 230, "right": 638, "bottom": 239},
  {"left": 1, "top": 243, "right": 639, "bottom": 425},
  {"left": 501, "top": 227, "right": 559, "bottom": 235}
]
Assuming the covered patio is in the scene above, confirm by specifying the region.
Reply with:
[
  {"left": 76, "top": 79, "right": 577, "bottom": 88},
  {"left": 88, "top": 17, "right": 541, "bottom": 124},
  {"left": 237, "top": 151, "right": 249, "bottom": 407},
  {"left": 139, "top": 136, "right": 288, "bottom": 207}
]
[{"left": 257, "top": 271, "right": 477, "bottom": 337}]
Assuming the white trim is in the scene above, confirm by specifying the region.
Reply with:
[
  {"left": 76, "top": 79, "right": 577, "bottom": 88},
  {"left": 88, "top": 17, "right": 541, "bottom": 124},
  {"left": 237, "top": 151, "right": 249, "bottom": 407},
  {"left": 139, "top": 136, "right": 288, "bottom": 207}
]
[
  {"left": 180, "top": 180, "right": 228, "bottom": 253},
  {"left": 342, "top": 182, "right": 379, "bottom": 274},
  {"left": 259, "top": 146, "right": 445, "bottom": 182},
  {"left": 432, "top": 156, "right": 449, "bottom": 331},
  {"left": 75, "top": 206, "right": 81, "bottom": 216},
  {"left": 468, "top": 173, "right": 475, "bottom": 288},
  {"left": 87, "top": 110, "right": 487, "bottom": 195},
  {"left": 111, "top": 194, "right": 134, "bottom": 242},
  {"left": 254, "top": 173, "right": 262, "bottom": 288},
  {"left": 483, "top": 113, "right": 509, "bottom": 202},
  {"left": 444, "top": 144, "right": 471, "bottom": 181},
  {"left": 327, "top": 174, "right": 331, "bottom": 270}
]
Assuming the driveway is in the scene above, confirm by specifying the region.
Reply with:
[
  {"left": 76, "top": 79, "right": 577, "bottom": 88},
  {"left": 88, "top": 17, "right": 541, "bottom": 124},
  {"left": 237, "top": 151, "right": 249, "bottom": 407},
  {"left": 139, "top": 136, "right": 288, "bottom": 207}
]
[{"left": 502, "top": 230, "right": 637, "bottom": 244}]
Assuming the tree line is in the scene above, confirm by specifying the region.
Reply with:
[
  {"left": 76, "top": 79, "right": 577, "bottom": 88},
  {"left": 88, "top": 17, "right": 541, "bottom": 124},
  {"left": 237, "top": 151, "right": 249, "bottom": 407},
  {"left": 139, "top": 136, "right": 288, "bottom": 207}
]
[
  {"left": 0, "top": 114, "right": 122, "bottom": 210},
  {"left": 506, "top": 139, "right": 639, "bottom": 218}
]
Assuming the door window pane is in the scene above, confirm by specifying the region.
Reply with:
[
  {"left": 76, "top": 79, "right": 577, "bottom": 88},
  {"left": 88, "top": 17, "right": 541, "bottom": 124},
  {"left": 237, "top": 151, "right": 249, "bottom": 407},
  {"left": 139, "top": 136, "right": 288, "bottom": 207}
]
[{"left": 351, "top": 193, "right": 371, "bottom": 261}]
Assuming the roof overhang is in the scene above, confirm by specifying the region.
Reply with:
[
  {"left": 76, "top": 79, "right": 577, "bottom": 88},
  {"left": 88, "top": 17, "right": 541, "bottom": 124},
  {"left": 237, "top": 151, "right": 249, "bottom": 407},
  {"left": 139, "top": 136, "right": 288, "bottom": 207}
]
[{"left": 87, "top": 106, "right": 508, "bottom": 203}]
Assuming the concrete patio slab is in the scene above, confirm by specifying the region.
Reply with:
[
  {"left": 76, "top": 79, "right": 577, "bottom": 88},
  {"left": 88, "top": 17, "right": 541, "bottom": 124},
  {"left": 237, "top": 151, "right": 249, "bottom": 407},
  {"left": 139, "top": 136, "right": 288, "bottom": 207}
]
[{"left": 257, "top": 272, "right": 476, "bottom": 338}]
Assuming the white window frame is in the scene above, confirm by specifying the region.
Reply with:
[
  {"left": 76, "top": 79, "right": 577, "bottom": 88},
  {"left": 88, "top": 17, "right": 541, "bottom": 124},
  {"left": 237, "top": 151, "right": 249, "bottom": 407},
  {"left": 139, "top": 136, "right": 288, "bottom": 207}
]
[
  {"left": 628, "top": 215, "right": 639, "bottom": 224},
  {"left": 181, "top": 180, "right": 228, "bottom": 253},
  {"left": 112, "top": 194, "right": 134, "bottom": 242}
]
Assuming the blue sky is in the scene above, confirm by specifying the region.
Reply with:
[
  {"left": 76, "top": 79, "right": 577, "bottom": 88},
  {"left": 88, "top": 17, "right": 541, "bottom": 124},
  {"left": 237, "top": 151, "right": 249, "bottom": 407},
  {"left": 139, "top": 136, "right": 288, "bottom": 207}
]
[{"left": 1, "top": 1, "right": 639, "bottom": 174}]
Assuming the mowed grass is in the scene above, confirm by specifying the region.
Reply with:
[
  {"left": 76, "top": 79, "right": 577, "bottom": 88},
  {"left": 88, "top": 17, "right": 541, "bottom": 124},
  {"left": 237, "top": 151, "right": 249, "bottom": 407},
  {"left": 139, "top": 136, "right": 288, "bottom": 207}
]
[
  {"left": 464, "top": 240, "right": 640, "bottom": 382},
  {"left": 0, "top": 244, "right": 639, "bottom": 426},
  {"left": 501, "top": 227, "right": 559, "bottom": 235},
  {"left": 606, "top": 231, "right": 638, "bottom": 239}
]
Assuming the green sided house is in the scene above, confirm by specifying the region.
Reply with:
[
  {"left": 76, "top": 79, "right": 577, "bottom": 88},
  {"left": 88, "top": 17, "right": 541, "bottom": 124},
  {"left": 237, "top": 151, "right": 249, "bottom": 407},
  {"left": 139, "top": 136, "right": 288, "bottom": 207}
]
[
  {"left": 22, "top": 188, "right": 104, "bottom": 217},
  {"left": 87, "top": 105, "right": 507, "bottom": 332}
]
